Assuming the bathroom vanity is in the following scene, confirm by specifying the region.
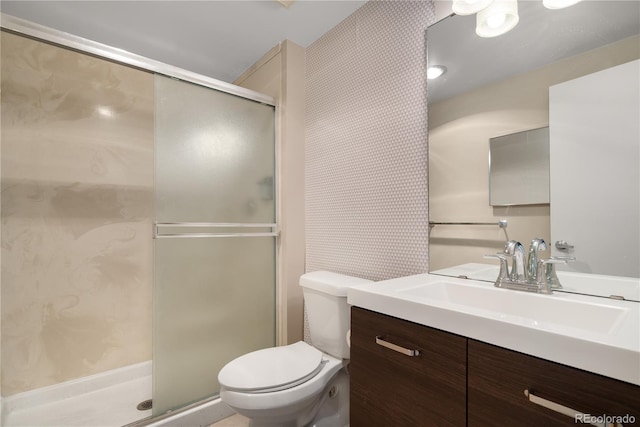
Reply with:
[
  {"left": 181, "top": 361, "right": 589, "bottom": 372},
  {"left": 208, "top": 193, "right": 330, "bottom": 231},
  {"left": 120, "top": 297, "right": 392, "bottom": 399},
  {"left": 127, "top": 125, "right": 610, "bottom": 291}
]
[
  {"left": 350, "top": 306, "right": 466, "bottom": 426},
  {"left": 348, "top": 275, "right": 640, "bottom": 426}
]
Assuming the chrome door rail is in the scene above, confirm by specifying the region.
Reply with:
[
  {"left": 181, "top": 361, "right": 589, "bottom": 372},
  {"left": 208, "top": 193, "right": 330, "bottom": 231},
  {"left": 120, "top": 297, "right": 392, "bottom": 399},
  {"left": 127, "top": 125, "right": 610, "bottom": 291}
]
[
  {"left": 154, "top": 222, "right": 278, "bottom": 239},
  {"left": 0, "top": 14, "right": 276, "bottom": 107}
]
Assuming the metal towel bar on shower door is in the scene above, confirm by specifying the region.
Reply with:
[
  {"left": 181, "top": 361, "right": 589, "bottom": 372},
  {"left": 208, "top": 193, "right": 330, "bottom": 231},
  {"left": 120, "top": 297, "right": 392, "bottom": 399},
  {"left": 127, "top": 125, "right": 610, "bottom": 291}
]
[{"left": 154, "top": 222, "right": 279, "bottom": 239}]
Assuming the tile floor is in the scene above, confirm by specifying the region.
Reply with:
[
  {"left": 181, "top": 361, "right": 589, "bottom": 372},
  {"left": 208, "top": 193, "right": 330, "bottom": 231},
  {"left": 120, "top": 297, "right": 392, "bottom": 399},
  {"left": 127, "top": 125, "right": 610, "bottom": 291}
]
[{"left": 209, "top": 413, "right": 250, "bottom": 426}]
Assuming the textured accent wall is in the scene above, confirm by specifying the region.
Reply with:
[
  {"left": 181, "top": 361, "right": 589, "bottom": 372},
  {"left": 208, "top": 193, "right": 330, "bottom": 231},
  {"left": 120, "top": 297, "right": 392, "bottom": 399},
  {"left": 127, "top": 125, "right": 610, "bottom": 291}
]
[
  {"left": 305, "top": 0, "right": 436, "bottom": 281},
  {"left": 1, "top": 32, "right": 153, "bottom": 396}
]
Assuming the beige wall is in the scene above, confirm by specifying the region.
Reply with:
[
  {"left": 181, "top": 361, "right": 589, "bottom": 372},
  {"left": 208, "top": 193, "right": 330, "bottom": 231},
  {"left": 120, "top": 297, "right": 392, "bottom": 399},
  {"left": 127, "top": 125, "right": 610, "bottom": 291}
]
[
  {"left": 304, "top": 1, "right": 436, "bottom": 281},
  {"left": 1, "top": 32, "right": 154, "bottom": 396},
  {"left": 433, "top": 0, "right": 453, "bottom": 23},
  {"left": 428, "top": 35, "right": 640, "bottom": 271},
  {"left": 234, "top": 40, "right": 306, "bottom": 345}
]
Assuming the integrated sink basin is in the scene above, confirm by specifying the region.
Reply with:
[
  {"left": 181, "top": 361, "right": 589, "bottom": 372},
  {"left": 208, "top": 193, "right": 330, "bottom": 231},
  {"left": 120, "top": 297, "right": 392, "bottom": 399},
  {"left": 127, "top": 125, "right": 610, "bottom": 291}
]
[
  {"left": 347, "top": 273, "right": 640, "bottom": 385},
  {"left": 396, "top": 281, "right": 628, "bottom": 334}
]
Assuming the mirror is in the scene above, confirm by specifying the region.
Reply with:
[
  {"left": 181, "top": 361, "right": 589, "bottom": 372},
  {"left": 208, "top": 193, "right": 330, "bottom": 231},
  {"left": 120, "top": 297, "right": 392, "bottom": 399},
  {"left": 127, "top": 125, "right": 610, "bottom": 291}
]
[
  {"left": 489, "top": 127, "right": 549, "bottom": 207},
  {"left": 427, "top": 0, "right": 640, "bottom": 300}
]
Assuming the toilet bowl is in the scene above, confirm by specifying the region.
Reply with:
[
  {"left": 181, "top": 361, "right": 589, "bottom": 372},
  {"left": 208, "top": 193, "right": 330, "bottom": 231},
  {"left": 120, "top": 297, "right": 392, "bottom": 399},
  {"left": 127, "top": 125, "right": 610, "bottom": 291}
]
[
  {"left": 219, "top": 342, "right": 345, "bottom": 427},
  {"left": 218, "top": 271, "right": 372, "bottom": 427}
]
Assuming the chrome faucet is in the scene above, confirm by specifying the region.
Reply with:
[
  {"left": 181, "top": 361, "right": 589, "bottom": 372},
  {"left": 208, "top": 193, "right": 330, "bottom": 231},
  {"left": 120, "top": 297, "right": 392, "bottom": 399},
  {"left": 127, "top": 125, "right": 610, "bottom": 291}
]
[
  {"left": 527, "top": 238, "right": 547, "bottom": 282},
  {"left": 485, "top": 240, "right": 534, "bottom": 292},
  {"left": 485, "top": 239, "right": 575, "bottom": 294}
]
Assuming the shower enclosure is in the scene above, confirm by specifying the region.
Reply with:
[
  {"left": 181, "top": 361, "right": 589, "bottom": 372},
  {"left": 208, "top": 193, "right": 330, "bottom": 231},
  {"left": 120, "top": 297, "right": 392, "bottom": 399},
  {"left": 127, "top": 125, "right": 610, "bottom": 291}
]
[
  {"left": 1, "top": 16, "right": 277, "bottom": 427},
  {"left": 153, "top": 75, "right": 276, "bottom": 416}
]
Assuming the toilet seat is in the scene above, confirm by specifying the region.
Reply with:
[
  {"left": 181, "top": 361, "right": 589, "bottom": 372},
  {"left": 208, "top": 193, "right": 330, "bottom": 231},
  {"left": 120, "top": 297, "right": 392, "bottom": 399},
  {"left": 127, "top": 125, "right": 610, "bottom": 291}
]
[{"left": 218, "top": 342, "right": 324, "bottom": 393}]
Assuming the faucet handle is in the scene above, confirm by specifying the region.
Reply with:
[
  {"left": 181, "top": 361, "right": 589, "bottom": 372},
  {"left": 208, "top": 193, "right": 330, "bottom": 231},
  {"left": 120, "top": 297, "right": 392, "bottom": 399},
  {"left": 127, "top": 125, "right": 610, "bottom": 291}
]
[
  {"left": 550, "top": 255, "right": 576, "bottom": 262},
  {"left": 484, "top": 253, "right": 509, "bottom": 263},
  {"left": 484, "top": 253, "right": 510, "bottom": 284},
  {"left": 545, "top": 256, "right": 576, "bottom": 289},
  {"left": 536, "top": 258, "right": 572, "bottom": 294},
  {"left": 484, "top": 253, "right": 508, "bottom": 260}
]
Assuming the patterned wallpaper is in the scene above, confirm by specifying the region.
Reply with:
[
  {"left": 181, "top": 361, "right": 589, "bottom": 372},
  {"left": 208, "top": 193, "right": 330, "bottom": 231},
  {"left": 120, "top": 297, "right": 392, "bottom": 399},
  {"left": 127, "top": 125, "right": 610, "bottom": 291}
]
[{"left": 305, "top": 0, "right": 436, "bottom": 282}]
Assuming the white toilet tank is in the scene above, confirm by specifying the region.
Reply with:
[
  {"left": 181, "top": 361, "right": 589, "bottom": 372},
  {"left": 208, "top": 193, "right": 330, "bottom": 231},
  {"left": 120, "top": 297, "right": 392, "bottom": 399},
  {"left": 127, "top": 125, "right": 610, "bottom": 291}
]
[{"left": 300, "top": 271, "right": 373, "bottom": 359}]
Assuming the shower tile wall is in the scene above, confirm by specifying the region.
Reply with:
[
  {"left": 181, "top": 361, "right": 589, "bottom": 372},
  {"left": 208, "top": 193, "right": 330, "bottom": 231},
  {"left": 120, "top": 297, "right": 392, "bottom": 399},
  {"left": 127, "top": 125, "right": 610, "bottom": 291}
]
[
  {"left": 305, "top": 0, "right": 436, "bottom": 281},
  {"left": 1, "top": 32, "right": 154, "bottom": 396}
]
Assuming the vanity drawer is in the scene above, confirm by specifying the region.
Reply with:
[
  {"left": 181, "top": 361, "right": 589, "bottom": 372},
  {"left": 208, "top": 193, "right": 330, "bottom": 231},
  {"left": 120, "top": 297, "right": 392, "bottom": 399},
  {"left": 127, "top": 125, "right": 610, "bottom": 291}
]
[
  {"left": 350, "top": 307, "right": 466, "bottom": 427},
  {"left": 468, "top": 339, "right": 640, "bottom": 426}
]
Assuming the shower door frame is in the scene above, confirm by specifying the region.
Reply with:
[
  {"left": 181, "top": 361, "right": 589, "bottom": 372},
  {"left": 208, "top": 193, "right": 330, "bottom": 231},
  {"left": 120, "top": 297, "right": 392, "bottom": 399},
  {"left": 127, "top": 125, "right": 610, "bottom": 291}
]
[
  {"left": 1, "top": 12, "right": 282, "bottom": 425},
  {"left": 0, "top": 15, "right": 274, "bottom": 105}
]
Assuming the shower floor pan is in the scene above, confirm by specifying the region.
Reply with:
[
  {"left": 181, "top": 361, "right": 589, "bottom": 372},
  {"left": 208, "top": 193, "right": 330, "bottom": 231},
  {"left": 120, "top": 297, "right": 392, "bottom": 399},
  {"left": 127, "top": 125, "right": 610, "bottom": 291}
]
[{"left": 2, "top": 362, "right": 152, "bottom": 427}]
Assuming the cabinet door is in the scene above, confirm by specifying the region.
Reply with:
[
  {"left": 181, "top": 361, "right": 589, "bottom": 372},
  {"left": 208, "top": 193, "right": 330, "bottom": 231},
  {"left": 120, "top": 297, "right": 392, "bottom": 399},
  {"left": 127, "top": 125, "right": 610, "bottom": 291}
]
[
  {"left": 468, "top": 340, "right": 640, "bottom": 426},
  {"left": 350, "top": 307, "right": 466, "bottom": 427}
]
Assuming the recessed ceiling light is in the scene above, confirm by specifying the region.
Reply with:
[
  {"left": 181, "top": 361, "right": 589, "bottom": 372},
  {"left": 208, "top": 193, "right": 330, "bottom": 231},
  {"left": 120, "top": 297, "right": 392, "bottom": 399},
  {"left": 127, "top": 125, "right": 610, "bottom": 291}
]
[{"left": 427, "top": 65, "right": 448, "bottom": 80}]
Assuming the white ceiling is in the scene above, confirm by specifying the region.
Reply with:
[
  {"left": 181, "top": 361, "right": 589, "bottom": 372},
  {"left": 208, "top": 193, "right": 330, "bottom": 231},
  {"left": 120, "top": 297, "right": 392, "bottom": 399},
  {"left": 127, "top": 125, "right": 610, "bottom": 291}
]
[
  {"left": 5, "top": 0, "right": 637, "bottom": 96},
  {"left": 428, "top": 0, "right": 640, "bottom": 103},
  {"left": 0, "top": 0, "right": 366, "bottom": 83}
]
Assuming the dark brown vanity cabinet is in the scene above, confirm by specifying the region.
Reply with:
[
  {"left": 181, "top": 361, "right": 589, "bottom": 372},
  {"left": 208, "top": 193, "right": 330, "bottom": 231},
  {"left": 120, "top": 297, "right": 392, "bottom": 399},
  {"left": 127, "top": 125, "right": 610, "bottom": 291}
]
[
  {"left": 349, "top": 307, "right": 467, "bottom": 427},
  {"left": 468, "top": 340, "right": 640, "bottom": 427},
  {"left": 350, "top": 307, "right": 640, "bottom": 427}
]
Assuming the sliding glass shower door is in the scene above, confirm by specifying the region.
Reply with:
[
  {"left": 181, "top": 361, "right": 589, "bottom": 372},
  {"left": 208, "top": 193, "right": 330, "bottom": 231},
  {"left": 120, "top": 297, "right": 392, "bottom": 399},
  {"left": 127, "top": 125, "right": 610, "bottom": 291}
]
[{"left": 153, "top": 76, "right": 276, "bottom": 416}]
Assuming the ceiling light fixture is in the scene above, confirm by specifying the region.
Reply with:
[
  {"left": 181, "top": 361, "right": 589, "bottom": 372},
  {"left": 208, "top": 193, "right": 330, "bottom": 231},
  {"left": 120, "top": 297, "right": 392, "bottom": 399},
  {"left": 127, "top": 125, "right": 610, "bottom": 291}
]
[
  {"left": 452, "top": 0, "right": 495, "bottom": 15},
  {"left": 452, "top": 0, "right": 583, "bottom": 39},
  {"left": 427, "top": 65, "right": 448, "bottom": 80},
  {"left": 542, "top": 0, "right": 582, "bottom": 9},
  {"left": 476, "top": 0, "right": 519, "bottom": 38}
]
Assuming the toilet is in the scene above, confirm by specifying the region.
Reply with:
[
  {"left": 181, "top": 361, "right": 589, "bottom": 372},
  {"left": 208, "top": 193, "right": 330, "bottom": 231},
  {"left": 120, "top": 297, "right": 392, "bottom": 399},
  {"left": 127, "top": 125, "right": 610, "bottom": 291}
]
[{"left": 218, "top": 271, "right": 372, "bottom": 427}]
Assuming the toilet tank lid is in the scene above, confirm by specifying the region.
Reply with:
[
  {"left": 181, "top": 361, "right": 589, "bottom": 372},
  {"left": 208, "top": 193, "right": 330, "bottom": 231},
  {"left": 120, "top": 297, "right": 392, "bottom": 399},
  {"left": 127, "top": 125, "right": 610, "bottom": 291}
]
[{"left": 300, "top": 271, "right": 373, "bottom": 297}]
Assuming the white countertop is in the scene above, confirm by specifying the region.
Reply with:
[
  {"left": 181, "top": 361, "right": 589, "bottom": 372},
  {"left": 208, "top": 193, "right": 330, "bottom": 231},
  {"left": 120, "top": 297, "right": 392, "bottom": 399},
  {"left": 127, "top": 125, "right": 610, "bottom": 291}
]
[{"left": 347, "top": 273, "right": 640, "bottom": 386}]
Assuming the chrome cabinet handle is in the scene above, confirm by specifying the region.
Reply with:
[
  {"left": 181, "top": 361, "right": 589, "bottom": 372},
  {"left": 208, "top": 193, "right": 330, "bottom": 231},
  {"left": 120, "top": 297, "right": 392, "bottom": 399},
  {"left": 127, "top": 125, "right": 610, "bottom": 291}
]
[
  {"left": 375, "top": 336, "right": 421, "bottom": 357},
  {"left": 524, "top": 389, "right": 621, "bottom": 427},
  {"left": 555, "top": 240, "right": 575, "bottom": 251}
]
